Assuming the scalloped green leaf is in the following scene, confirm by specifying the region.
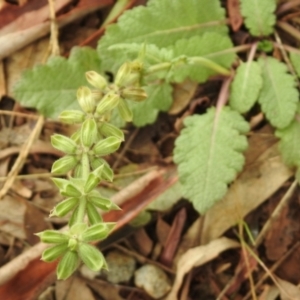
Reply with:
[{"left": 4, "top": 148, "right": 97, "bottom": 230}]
[
  {"left": 229, "top": 61, "right": 263, "bottom": 113},
  {"left": 132, "top": 83, "right": 172, "bottom": 126},
  {"left": 290, "top": 52, "right": 300, "bottom": 78},
  {"left": 257, "top": 57, "right": 298, "bottom": 129},
  {"left": 174, "top": 107, "right": 249, "bottom": 214},
  {"left": 98, "top": 0, "right": 228, "bottom": 71},
  {"left": 170, "top": 33, "right": 234, "bottom": 83},
  {"left": 13, "top": 47, "right": 102, "bottom": 119},
  {"left": 240, "top": 0, "right": 276, "bottom": 36},
  {"left": 108, "top": 43, "right": 174, "bottom": 66},
  {"left": 276, "top": 104, "right": 300, "bottom": 168}
]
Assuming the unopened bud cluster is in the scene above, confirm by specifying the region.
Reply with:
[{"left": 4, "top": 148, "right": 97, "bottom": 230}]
[{"left": 38, "top": 61, "right": 147, "bottom": 279}]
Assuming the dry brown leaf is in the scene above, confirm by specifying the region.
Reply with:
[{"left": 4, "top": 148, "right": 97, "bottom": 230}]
[
  {"left": 166, "top": 237, "right": 240, "bottom": 300},
  {"left": 227, "top": 0, "right": 243, "bottom": 32},
  {"left": 264, "top": 206, "right": 293, "bottom": 261},
  {"left": 169, "top": 80, "right": 198, "bottom": 115},
  {"left": 0, "top": 0, "right": 71, "bottom": 34},
  {"left": 0, "top": 0, "right": 112, "bottom": 60},
  {"left": 159, "top": 207, "right": 186, "bottom": 267},
  {"left": 56, "top": 277, "right": 95, "bottom": 300},
  {"left": 201, "top": 143, "right": 293, "bottom": 244},
  {"left": 0, "top": 195, "right": 27, "bottom": 240},
  {"left": 156, "top": 216, "right": 171, "bottom": 246},
  {"left": 174, "top": 217, "right": 202, "bottom": 266},
  {"left": 86, "top": 279, "right": 125, "bottom": 300},
  {"left": 275, "top": 276, "right": 300, "bottom": 300},
  {"left": 132, "top": 228, "right": 153, "bottom": 257},
  {"left": 258, "top": 285, "right": 279, "bottom": 300}
]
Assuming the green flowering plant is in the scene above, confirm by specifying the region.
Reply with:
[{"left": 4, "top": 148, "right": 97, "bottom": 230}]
[{"left": 37, "top": 60, "right": 147, "bottom": 280}]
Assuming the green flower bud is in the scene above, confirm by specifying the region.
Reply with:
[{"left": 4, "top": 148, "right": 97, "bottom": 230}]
[
  {"left": 99, "top": 122, "right": 124, "bottom": 140},
  {"left": 70, "top": 223, "right": 88, "bottom": 236},
  {"left": 81, "top": 223, "right": 114, "bottom": 243},
  {"left": 77, "top": 86, "right": 95, "bottom": 113},
  {"left": 90, "top": 159, "right": 113, "bottom": 181},
  {"left": 96, "top": 92, "right": 120, "bottom": 115},
  {"left": 71, "top": 130, "right": 81, "bottom": 143},
  {"left": 68, "top": 205, "right": 80, "bottom": 227},
  {"left": 93, "top": 136, "right": 122, "bottom": 156},
  {"left": 50, "top": 197, "right": 79, "bottom": 217},
  {"left": 52, "top": 178, "right": 70, "bottom": 191},
  {"left": 81, "top": 119, "right": 98, "bottom": 148},
  {"left": 73, "top": 163, "right": 83, "bottom": 178},
  {"left": 90, "top": 157, "right": 104, "bottom": 170},
  {"left": 78, "top": 243, "right": 105, "bottom": 271},
  {"left": 84, "top": 173, "right": 101, "bottom": 194},
  {"left": 42, "top": 243, "right": 68, "bottom": 262},
  {"left": 85, "top": 71, "right": 108, "bottom": 90},
  {"left": 92, "top": 90, "right": 104, "bottom": 102},
  {"left": 121, "top": 87, "right": 147, "bottom": 102},
  {"left": 51, "top": 155, "right": 78, "bottom": 175},
  {"left": 115, "top": 62, "right": 131, "bottom": 87},
  {"left": 51, "top": 134, "right": 78, "bottom": 154},
  {"left": 102, "top": 161, "right": 114, "bottom": 182},
  {"left": 36, "top": 230, "right": 69, "bottom": 244},
  {"left": 119, "top": 61, "right": 143, "bottom": 87},
  {"left": 86, "top": 202, "right": 102, "bottom": 225},
  {"left": 59, "top": 110, "right": 85, "bottom": 124},
  {"left": 61, "top": 183, "right": 82, "bottom": 197},
  {"left": 88, "top": 193, "right": 112, "bottom": 211},
  {"left": 68, "top": 238, "right": 78, "bottom": 251},
  {"left": 57, "top": 250, "right": 80, "bottom": 280},
  {"left": 118, "top": 98, "right": 133, "bottom": 122},
  {"left": 93, "top": 164, "right": 104, "bottom": 178}
]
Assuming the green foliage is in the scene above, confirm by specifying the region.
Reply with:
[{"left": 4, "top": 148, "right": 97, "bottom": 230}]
[
  {"left": 98, "top": 0, "right": 228, "bottom": 71},
  {"left": 174, "top": 107, "right": 249, "bottom": 213},
  {"left": 11, "top": 0, "right": 300, "bottom": 272},
  {"left": 257, "top": 57, "right": 299, "bottom": 129},
  {"left": 276, "top": 104, "right": 300, "bottom": 168},
  {"left": 13, "top": 47, "right": 102, "bottom": 119},
  {"left": 290, "top": 52, "right": 300, "bottom": 78},
  {"left": 240, "top": 0, "right": 276, "bottom": 36},
  {"left": 170, "top": 34, "right": 234, "bottom": 83},
  {"left": 229, "top": 62, "right": 263, "bottom": 113}
]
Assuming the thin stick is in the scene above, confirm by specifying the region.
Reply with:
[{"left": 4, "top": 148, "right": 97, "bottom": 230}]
[
  {"left": 0, "top": 115, "right": 44, "bottom": 200},
  {"left": 242, "top": 242, "right": 300, "bottom": 300},
  {"left": 277, "top": 21, "right": 300, "bottom": 42},
  {"left": 47, "top": 0, "right": 60, "bottom": 56},
  {"left": 0, "top": 110, "right": 40, "bottom": 119},
  {"left": 113, "top": 128, "right": 139, "bottom": 169},
  {"left": 254, "top": 179, "right": 298, "bottom": 247}
]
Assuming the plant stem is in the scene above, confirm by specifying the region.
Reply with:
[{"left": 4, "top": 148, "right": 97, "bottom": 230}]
[
  {"left": 188, "top": 57, "right": 231, "bottom": 75},
  {"left": 76, "top": 196, "right": 87, "bottom": 224},
  {"left": 145, "top": 62, "right": 172, "bottom": 76},
  {"left": 81, "top": 152, "right": 90, "bottom": 179},
  {"left": 74, "top": 152, "right": 90, "bottom": 224}
]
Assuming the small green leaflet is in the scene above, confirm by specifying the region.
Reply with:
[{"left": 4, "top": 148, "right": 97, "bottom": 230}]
[
  {"left": 240, "top": 0, "right": 276, "bottom": 36},
  {"left": 170, "top": 33, "right": 234, "bottom": 83},
  {"left": 229, "top": 61, "right": 263, "bottom": 113},
  {"left": 174, "top": 107, "right": 249, "bottom": 214},
  {"left": 13, "top": 47, "right": 102, "bottom": 119},
  {"left": 276, "top": 104, "right": 300, "bottom": 168},
  {"left": 257, "top": 57, "right": 298, "bottom": 129},
  {"left": 98, "top": 0, "right": 228, "bottom": 71}
]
